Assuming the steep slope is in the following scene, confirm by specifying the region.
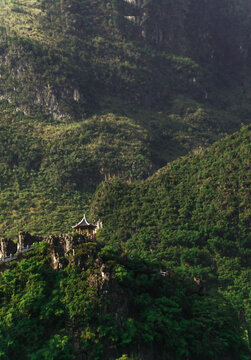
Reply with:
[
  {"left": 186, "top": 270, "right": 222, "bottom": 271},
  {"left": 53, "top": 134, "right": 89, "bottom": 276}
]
[
  {"left": 0, "top": 0, "right": 251, "bottom": 119},
  {"left": 121, "top": 0, "right": 251, "bottom": 72},
  {"left": 0, "top": 0, "right": 202, "bottom": 119},
  {"left": 92, "top": 125, "right": 251, "bottom": 341},
  {"left": 0, "top": 96, "right": 244, "bottom": 238},
  {"left": 0, "top": 2, "right": 250, "bottom": 356},
  {"left": 0, "top": 0, "right": 250, "bottom": 236},
  {"left": 93, "top": 126, "right": 250, "bottom": 256}
]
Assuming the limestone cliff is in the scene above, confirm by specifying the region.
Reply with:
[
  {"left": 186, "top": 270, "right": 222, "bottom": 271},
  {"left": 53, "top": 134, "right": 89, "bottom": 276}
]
[
  {"left": 0, "top": 232, "right": 80, "bottom": 269},
  {"left": 0, "top": 46, "right": 82, "bottom": 120}
]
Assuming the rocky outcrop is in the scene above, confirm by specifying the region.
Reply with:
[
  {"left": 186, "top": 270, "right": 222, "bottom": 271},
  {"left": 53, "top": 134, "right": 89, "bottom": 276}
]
[
  {"left": 0, "top": 48, "right": 83, "bottom": 121},
  {"left": 0, "top": 231, "right": 208, "bottom": 360},
  {"left": 0, "top": 232, "right": 87, "bottom": 269},
  {"left": 123, "top": 0, "right": 187, "bottom": 50},
  {"left": 46, "top": 233, "right": 83, "bottom": 269},
  {"left": 17, "top": 231, "right": 41, "bottom": 252},
  {"left": 0, "top": 238, "right": 17, "bottom": 258},
  {"left": 0, "top": 232, "right": 40, "bottom": 259}
]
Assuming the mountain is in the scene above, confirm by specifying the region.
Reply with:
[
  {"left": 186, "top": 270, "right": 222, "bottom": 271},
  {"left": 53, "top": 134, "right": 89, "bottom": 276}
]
[
  {"left": 92, "top": 125, "right": 251, "bottom": 344},
  {"left": 0, "top": 0, "right": 251, "bottom": 237},
  {"left": 92, "top": 125, "right": 250, "bottom": 255},
  {"left": 0, "top": 0, "right": 250, "bottom": 119},
  {"left": 0, "top": 1, "right": 250, "bottom": 358}
]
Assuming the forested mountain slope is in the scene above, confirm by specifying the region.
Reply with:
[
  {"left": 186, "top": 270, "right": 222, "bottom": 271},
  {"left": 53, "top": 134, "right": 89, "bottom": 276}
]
[
  {"left": 1, "top": 97, "right": 243, "bottom": 238},
  {"left": 0, "top": 0, "right": 251, "bottom": 237},
  {"left": 0, "top": 0, "right": 250, "bottom": 118},
  {"left": 93, "top": 126, "right": 250, "bottom": 256},
  {"left": 0, "top": 0, "right": 203, "bottom": 118},
  {"left": 92, "top": 125, "right": 251, "bottom": 343}
]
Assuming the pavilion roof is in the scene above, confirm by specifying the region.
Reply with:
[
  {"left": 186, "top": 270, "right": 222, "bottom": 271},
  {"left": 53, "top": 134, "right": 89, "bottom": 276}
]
[{"left": 72, "top": 214, "right": 96, "bottom": 229}]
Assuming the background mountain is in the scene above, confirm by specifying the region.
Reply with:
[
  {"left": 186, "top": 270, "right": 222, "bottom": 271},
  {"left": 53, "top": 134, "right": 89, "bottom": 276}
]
[{"left": 0, "top": 0, "right": 251, "bottom": 237}]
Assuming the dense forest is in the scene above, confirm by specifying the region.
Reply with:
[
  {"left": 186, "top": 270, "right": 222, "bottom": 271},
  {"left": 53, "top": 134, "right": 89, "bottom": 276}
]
[
  {"left": 0, "top": 0, "right": 250, "bottom": 359},
  {"left": 0, "top": 0, "right": 251, "bottom": 237},
  {"left": 92, "top": 125, "right": 251, "bottom": 354},
  {"left": 0, "top": 238, "right": 249, "bottom": 359}
]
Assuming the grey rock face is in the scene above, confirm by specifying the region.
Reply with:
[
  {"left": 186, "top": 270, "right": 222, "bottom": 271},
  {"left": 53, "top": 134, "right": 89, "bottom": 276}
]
[
  {"left": 17, "top": 231, "right": 41, "bottom": 252},
  {"left": 45, "top": 233, "right": 81, "bottom": 269},
  {"left": 0, "top": 238, "right": 17, "bottom": 258},
  {"left": 0, "top": 232, "right": 87, "bottom": 268},
  {"left": 0, "top": 50, "right": 82, "bottom": 120}
]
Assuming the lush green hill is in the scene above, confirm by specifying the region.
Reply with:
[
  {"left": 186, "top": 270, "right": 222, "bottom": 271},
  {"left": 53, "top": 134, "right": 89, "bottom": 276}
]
[
  {"left": 0, "top": 1, "right": 249, "bottom": 240},
  {"left": 92, "top": 125, "right": 251, "bottom": 344},
  {"left": 0, "top": 126, "right": 250, "bottom": 358},
  {"left": 92, "top": 125, "right": 250, "bottom": 255},
  {"left": 0, "top": 0, "right": 250, "bottom": 238},
  {"left": 0, "top": 95, "right": 246, "bottom": 238}
]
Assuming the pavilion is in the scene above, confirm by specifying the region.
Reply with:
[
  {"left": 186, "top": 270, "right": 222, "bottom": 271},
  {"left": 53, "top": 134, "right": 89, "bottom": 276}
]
[{"left": 72, "top": 214, "right": 97, "bottom": 238}]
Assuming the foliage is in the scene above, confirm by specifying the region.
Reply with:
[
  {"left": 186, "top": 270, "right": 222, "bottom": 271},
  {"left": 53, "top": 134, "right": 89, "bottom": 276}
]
[
  {"left": 0, "top": 1, "right": 250, "bottom": 358},
  {"left": 92, "top": 125, "right": 251, "bottom": 348},
  {"left": 0, "top": 241, "right": 248, "bottom": 359},
  {"left": 0, "top": 0, "right": 250, "bottom": 238},
  {"left": 0, "top": 92, "right": 245, "bottom": 238},
  {"left": 0, "top": 0, "right": 251, "bottom": 120}
]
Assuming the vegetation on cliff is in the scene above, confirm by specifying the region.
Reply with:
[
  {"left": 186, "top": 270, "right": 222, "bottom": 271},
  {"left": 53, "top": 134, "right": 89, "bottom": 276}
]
[{"left": 0, "top": 241, "right": 249, "bottom": 359}]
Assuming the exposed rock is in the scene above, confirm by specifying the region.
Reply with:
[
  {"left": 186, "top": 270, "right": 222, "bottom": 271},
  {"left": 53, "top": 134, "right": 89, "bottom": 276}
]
[
  {"left": 0, "top": 232, "right": 93, "bottom": 269},
  {"left": 0, "top": 238, "right": 17, "bottom": 258},
  {"left": 17, "top": 231, "right": 41, "bottom": 252},
  {"left": 0, "top": 49, "right": 82, "bottom": 120},
  {"left": 45, "top": 233, "right": 81, "bottom": 269},
  {"left": 73, "top": 89, "right": 80, "bottom": 102}
]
